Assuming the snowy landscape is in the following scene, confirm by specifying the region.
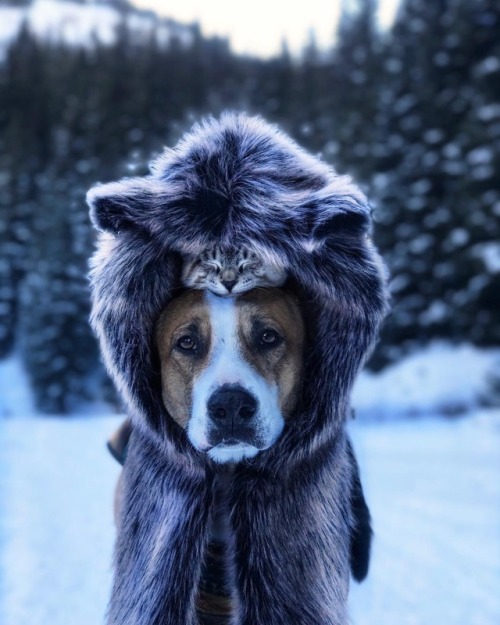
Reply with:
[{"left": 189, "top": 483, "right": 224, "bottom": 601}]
[
  {"left": 1, "top": 0, "right": 499, "bottom": 623},
  {"left": 1, "top": 343, "right": 499, "bottom": 625}
]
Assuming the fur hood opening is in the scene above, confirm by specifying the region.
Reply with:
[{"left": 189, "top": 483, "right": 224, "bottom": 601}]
[{"left": 87, "top": 113, "right": 389, "bottom": 471}]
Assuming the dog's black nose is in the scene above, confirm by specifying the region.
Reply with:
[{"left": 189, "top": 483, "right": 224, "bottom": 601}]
[
  {"left": 222, "top": 279, "right": 237, "bottom": 292},
  {"left": 208, "top": 385, "right": 257, "bottom": 423}
]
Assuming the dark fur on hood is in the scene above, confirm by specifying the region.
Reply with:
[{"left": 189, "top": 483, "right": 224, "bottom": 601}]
[{"left": 88, "top": 113, "right": 389, "bottom": 625}]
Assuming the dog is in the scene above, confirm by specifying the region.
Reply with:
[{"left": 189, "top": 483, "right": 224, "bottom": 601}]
[
  {"left": 109, "top": 286, "right": 372, "bottom": 622},
  {"left": 155, "top": 288, "right": 304, "bottom": 464},
  {"left": 159, "top": 286, "right": 305, "bottom": 621},
  {"left": 88, "top": 113, "right": 388, "bottom": 625}
]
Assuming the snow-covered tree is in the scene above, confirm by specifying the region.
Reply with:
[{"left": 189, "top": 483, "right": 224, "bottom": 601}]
[{"left": 369, "top": 0, "right": 500, "bottom": 362}]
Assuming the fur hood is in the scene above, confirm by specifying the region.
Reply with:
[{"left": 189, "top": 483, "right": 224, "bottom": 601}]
[
  {"left": 87, "top": 113, "right": 389, "bottom": 625},
  {"left": 88, "top": 113, "right": 388, "bottom": 471}
]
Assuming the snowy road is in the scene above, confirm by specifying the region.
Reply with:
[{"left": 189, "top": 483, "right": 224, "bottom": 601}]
[{"left": 1, "top": 412, "right": 499, "bottom": 625}]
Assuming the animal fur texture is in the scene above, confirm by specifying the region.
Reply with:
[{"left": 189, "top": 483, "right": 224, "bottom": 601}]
[
  {"left": 181, "top": 245, "right": 287, "bottom": 295},
  {"left": 87, "top": 113, "right": 389, "bottom": 625}
]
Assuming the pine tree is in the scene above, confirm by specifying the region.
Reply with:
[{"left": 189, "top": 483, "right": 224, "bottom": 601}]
[
  {"left": 0, "top": 23, "right": 50, "bottom": 356},
  {"left": 19, "top": 185, "right": 98, "bottom": 414},
  {"left": 371, "top": 0, "right": 500, "bottom": 363},
  {"left": 455, "top": 0, "right": 500, "bottom": 345},
  {"left": 330, "top": 0, "right": 383, "bottom": 181}
]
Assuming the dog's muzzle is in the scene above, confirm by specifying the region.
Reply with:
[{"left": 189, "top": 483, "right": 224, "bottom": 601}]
[{"left": 206, "top": 384, "right": 264, "bottom": 448}]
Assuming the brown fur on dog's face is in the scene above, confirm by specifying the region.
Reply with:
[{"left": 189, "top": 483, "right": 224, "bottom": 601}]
[
  {"left": 237, "top": 288, "right": 304, "bottom": 419},
  {"left": 155, "top": 290, "right": 212, "bottom": 429},
  {"left": 155, "top": 287, "right": 305, "bottom": 460}
]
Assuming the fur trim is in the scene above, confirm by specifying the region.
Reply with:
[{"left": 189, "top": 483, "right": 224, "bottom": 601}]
[{"left": 88, "top": 113, "right": 389, "bottom": 624}]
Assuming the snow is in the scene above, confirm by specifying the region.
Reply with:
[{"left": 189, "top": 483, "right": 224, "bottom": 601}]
[
  {"left": 422, "top": 150, "right": 439, "bottom": 167},
  {"left": 0, "top": 353, "right": 36, "bottom": 418},
  {"left": 0, "top": 351, "right": 119, "bottom": 418},
  {"left": 408, "top": 233, "right": 433, "bottom": 253},
  {"left": 476, "top": 104, "right": 500, "bottom": 123},
  {"left": 24, "top": 0, "right": 119, "bottom": 47},
  {"left": 443, "top": 159, "right": 466, "bottom": 176},
  {"left": 393, "top": 93, "right": 417, "bottom": 115},
  {"left": 475, "top": 57, "right": 500, "bottom": 77},
  {"left": 410, "top": 179, "right": 432, "bottom": 195},
  {"left": 1, "top": 411, "right": 499, "bottom": 625},
  {"left": 471, "top": 165, "right": 495, "bottom": 181},
  {"left": 352, "top": 343, "right": 500, "bottom": 420},
  {"left": 448, "top": 227, "right": 469, "bottom": 247},
  {"left": 388, "top": 273, "right": 411, "bottom": 293},
  {"left": 348, "top": 411, "right": 500, "bottom": 625},
  {"left": 0, "top": 415, "right": 121, "bottom": 625},
  {"left": 418, "top": 300, "right": 448, "bottom": 325},
  {"left": 0, "top": 0, "right": 117, "bottom": 58},
  {"left": 423, "top": 129, "right": 445, "bottom": 144},
  {"left": 385, "top": 57, "right": 403, "bottom": 74},
  {"left": 407, "top": 195, "right": 427, "bottom": 211},
  {"left": 0, "top": 7, "right": 26, "bottom": 54},
  {"left": 468, "top": 147, "right": 494, "bottom": 166},
  {"left": 472, "top": 242, "right": 500, "bottom": 274},
  {"left": 443, "top": 142, "right": 461, "bottom": 159},
  {"left": 433, "top": 50, "right": 450, "bottom": 67},
  {"left": 0, "top": 0, "right": 193, "bottom": 61}
]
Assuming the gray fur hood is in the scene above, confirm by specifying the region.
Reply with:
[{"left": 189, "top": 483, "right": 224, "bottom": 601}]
[
  {"left": 87, "top": 112, "right": 389, "bottom": 470},
  {"left": 87, "top": 113, "right": 389, "bottom": 625}
]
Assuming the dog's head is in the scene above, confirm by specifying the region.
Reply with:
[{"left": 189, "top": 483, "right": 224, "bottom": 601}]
[{"left": 155, "top": 287, "right": 304, "bottom": 463}]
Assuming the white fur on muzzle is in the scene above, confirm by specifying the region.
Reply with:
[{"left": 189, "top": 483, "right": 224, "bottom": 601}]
[{"left": 188, "top": 293, "right": 284, "bottom": 463}]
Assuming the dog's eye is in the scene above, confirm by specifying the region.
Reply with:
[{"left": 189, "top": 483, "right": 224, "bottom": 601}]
[
  {"left": 177, "top": 335, "right": 197, "bottom": 351},
  {"left": 260, "top": 329, "right": 281, "bottom": 347}
]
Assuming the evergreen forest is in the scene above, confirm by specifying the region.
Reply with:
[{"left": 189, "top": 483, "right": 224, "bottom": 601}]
[{"left": 1, "top": 0, "right": 499, "bottom": 413}]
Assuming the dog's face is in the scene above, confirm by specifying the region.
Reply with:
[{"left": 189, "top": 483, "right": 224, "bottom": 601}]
[{"left": 155, "top": 288, "right": 304, "bottom": 463}]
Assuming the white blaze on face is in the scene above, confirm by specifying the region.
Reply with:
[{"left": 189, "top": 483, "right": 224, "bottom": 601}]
[{"left": 188, "top": 292, "right": 284, "bottom": 463}]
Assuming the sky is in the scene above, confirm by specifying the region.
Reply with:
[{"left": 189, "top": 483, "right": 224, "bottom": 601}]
[{"left": 131, "top": 0, "right": 401, "bottom": 58}]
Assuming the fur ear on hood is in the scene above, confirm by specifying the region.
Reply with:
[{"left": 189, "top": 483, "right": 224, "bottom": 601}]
[{"left": 87, "top": 178, "right": 171, "bottom": 234}]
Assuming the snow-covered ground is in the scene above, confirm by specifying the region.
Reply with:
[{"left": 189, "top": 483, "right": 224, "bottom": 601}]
[
  {"left": 348, "top": 411, "right": 500, "bottom": 625},
  {"left": 352, "top": 342, "right": 500, "bottom": 420},
  {"left": 0, "top": 416, "right": 121, "bottom": 625},
  {"left": 0, "top": 354, "right": 36, "bottom": 418},
  {"left": 1, "top": 411, "right": 499, "bottom": 625},
  {"left": 1, "top": 342, "right": 499, "bottom": 623}
]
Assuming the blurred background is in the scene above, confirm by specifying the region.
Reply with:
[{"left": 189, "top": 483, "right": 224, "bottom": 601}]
[
  {"left": 0, "top": 0, "right": 499, "bottom": 415},
  {"left": 0, "top": 1, "right": 498, "bottom": 624}
]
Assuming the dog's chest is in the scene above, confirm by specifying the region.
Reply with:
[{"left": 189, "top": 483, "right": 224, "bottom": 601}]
[{"left": 196, "top": 474, "right": 234, "bottom": 625}]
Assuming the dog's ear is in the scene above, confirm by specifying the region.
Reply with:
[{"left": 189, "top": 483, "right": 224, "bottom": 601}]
[{"left": 87, "top": 178, "right": 168, "bottom": 234}]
